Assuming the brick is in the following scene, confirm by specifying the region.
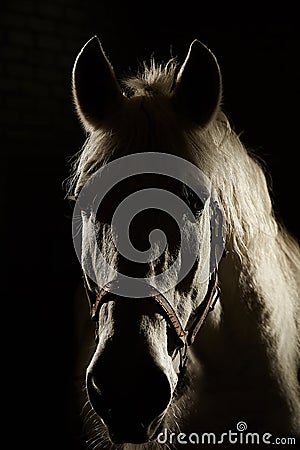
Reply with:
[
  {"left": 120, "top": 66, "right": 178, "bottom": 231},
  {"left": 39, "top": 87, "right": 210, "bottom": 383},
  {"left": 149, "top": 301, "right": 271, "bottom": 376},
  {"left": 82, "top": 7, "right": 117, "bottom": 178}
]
[
  {"left": 9, "top": 0, "right": 35, "bottom": 14},
  {"left": 0, "top": 12, "right": 27, "bottom": 29},
  {"left": 9, "top": 94, "right": 33, "bottom": 110},
  {"left": 64, "top": 37, "right": 86, "bottom": 53},
  {"left": 9, "top": 30, "right": 34, "bottom": 47},
  {"left": 0, "top": 75, "right": 21, "bottom": 92},
  {"left": 28, "top": 16, "right": 56, "bottom": 34},
  {"left": 54, "top": 53, "right": 73, "bottom": 70},
  {"left": 65, "top": 7, "right": 85, "bottom": 24},
  {"left": 24, "top": 110, "right": 51, "bottom": 127},
  {"left": 26, "top": 48, "right": 56, "bottom": 67},
  {"left": 36, "top": 66, "right": 62, "bottom": 83},
  {"left": 6, "top": 60, "right": 34, "bottom": 78},
  {"left": 0, "top": 108, "right": 22, "bottom": 125},
  {"left": 38, "top": 3, "right": 64, "bottom": 19},
  {"left": 37, "top": 34, "right": 61, "bottom": 50},
  {"left": 1, "top": 45, "right": 26, "bottom": 61}
]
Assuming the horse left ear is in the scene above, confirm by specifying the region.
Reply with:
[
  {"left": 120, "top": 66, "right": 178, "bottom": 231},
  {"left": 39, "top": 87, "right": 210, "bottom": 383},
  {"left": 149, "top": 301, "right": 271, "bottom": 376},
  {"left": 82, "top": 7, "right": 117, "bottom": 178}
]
[
  {"left": 72, "top": 36, "right": 123, "bottom": 130},
  {"left": 172, "top": 40, "right": 222, "bottom": 127}
]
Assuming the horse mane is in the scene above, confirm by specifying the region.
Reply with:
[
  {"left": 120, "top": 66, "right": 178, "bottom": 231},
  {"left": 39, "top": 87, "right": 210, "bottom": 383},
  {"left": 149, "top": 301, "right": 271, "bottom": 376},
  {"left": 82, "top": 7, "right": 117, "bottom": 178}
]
[{"left": 123, "top": 59, "right": 178, "bottom": 96}]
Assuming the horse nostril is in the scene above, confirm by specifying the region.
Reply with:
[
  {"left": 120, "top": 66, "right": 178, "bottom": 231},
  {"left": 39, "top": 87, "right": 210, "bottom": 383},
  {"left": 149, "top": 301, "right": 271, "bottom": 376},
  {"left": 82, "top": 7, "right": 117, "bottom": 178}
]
[
  {"left": 86, "top": 373, "right": 111, "bottom": 422},
  {"left": 87, "top": 364, "right": 172, "bottom": 442},
  {"left": 141, "top": 366, "right": 172, "bottom": 424}
]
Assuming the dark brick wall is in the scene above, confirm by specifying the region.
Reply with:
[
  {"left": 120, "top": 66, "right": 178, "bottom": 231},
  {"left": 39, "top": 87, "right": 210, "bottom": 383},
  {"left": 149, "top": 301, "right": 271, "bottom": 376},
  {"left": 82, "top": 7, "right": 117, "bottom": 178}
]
[
  {"left": 2, "top": 2, "right": 299, "bottom": 230},
  {"left": 1, "top": 2, "right": 91, "bottom": 448},
  {"left": 0, "top": 0, "right": 89, "bottom": 151}
]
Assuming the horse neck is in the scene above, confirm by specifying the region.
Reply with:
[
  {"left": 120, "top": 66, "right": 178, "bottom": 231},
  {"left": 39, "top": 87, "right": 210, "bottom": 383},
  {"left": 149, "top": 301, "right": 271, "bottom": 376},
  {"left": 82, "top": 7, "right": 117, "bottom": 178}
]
[
  {"left": 197, "top": 248, "right": 293, "bottom": 373},
  {"left": 195, "top": 244, "right": 300, "bottom": 407},
  {"left": 189, "top": 250, "right": 268, "bottom": 380},
  {"left": 187, "top": 245, "right": 300, "bottom": 435}
]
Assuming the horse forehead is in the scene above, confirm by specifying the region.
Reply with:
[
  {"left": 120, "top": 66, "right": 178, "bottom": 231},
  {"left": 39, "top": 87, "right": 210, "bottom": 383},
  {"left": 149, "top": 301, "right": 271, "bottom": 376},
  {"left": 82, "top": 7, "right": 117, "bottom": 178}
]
[
  {"left": 108, "top": 173, "right": 186, "bottom": 195},
  {"left": 93, "top": 174, "right": 186, "bottom": 217}
]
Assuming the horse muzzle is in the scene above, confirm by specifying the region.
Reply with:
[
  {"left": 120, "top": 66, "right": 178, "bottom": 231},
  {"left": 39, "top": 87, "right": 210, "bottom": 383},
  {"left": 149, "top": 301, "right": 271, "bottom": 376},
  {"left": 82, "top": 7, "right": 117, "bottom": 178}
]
[
  {"left": 86, "top": 359, "right": 171, "bottom": 444},
  {"left": 85, "top": 292, "right": 174, "bottom": 444}
]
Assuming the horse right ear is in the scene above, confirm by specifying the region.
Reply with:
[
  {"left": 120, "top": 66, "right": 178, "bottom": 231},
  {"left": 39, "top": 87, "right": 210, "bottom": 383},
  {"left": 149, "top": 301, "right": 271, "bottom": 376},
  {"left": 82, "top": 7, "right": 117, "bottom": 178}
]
[
  {"left": 172, "top": 40, "right": 222, "bottom": 127},
  {"left": 72, "top": 36, "right": 123, "bottom": 130}
]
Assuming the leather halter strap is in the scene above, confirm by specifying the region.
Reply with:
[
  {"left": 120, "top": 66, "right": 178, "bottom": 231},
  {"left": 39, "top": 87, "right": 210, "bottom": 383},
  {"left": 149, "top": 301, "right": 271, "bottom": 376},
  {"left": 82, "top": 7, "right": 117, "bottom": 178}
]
[{"left": 84, "top": 271, "right": 220, "bottom": 349}]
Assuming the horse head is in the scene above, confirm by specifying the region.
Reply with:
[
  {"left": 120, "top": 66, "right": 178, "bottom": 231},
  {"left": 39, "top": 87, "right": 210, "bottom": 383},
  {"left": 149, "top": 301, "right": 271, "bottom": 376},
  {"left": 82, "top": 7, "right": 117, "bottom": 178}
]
[{"left": 71, "top": 36, "right": 224, "bottom": 444}]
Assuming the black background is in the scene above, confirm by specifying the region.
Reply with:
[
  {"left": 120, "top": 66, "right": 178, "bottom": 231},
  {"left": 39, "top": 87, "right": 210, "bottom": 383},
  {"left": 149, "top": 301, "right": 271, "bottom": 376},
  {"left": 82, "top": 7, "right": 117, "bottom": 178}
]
[{"left": 2, "top": 1, "right": 299, "bottom": 448}]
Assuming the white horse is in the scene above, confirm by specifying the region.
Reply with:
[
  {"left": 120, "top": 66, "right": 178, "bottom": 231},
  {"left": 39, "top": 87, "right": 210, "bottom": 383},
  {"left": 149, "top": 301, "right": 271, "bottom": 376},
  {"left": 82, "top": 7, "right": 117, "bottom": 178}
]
[{"left": 69, "top": 36, "right": 300, "bottom": 449}]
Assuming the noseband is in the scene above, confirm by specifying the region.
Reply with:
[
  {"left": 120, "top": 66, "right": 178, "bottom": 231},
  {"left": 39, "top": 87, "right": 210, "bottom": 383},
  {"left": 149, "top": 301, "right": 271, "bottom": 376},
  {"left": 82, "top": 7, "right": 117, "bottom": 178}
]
[{"left": 83, "top": 271, "right": 220, "bottom": 376}]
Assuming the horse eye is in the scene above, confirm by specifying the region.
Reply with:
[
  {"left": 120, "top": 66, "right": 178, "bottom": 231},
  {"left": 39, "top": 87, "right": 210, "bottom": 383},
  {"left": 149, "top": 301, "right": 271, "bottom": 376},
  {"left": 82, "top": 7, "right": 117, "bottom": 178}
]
[
  {"left": 75, "top": 194, "right": 93, "bottom": 217},
  {"left": 192, "top": 198, "right": 204, "bottom": 212}
]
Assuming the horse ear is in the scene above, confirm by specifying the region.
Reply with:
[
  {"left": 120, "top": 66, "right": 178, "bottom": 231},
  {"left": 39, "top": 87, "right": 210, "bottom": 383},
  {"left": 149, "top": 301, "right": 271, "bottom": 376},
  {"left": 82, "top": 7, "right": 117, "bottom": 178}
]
[
  {"left": 172, "top": 40, "right": 222, "bottom": 126},
  {"left": 72, "top": 36, "right": 123, "bottom": 130}
]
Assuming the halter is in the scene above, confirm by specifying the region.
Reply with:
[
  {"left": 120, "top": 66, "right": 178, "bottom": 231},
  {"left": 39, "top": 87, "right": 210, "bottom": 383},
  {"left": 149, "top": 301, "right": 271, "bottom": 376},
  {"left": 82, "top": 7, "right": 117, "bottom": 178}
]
[
  {"left": 83, "top": 271, "right": 220, "bottom": 376},
  {"left": 80, "top": 197, "right": 224, "bottom": 376}
]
